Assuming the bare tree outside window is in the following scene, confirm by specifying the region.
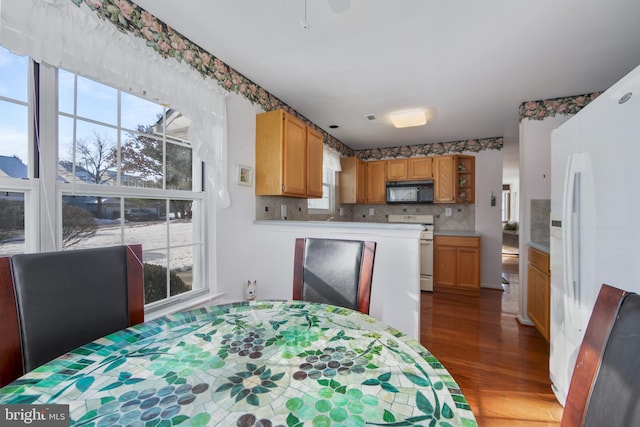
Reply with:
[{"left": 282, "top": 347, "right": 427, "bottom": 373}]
[
  {"left": 72, "top": 131, "right": 117, "bottom": 219},
  {"left": 75, "top": 131, "right": 116, "bottom": 185}
]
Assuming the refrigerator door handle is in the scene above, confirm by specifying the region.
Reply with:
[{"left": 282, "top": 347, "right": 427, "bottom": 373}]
[{"left": 562, "top": 154, "right": 578, "bottom": 305}]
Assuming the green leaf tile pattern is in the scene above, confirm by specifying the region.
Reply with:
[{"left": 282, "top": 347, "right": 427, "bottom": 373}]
[{"left": 0, "top": 301, "right": 477, "bottom": 426}]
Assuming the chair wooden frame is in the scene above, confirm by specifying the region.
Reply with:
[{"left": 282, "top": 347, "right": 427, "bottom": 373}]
[
  {"left": 561, "top": 283, "right": 631, "bottom": 427},
  {"left": 292, "top": 238, "right": 376, "bottom": 314},
  {"left": 0, "top": 244, "right": 144, "bottom": 388}
]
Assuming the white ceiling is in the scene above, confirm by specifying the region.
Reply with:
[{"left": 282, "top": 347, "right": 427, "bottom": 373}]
[{"left": 131, "top": 0, "right": 640, "bottom": 156}]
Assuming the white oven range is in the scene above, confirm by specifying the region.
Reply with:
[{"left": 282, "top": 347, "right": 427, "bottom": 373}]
[{"left": 388, "top": 214, "right": 434, "bottom": 292}]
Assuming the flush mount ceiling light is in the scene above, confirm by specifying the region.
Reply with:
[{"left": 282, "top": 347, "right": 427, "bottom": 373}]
[{"left": 390, "top": 109, "right": 427, "bottom": 128}]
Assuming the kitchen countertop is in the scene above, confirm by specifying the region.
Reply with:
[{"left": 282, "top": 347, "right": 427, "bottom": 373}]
[
  {"left": 528, "top": 241, "right": 550, "bottom": 254},
  {"left": 254, "top": 220, "right": 423, "bottom": 231},
  {"left": 434, "top": 230, "right": 482, "bottom": 237}
]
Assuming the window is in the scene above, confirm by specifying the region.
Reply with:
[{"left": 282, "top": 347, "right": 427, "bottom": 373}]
[
  {"left": 0, "top": 45, "right": 31, "bottom": 256},
  {"left": 502, "top": 188, "right": 511, "bottom": 222},
  {"left": 308, "top": 167, "right": 334, "bottom": 213},
  {"left": 58, "top": 70, "right": 204, "bottom": 307},
  {"left": 0, "top": 42, "right": 206, "bottom": 308}
]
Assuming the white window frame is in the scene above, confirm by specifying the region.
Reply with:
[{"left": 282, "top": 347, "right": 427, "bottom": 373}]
[
  {"left": 1, "top": 0, "right": 227, "bottom": 314},
  {"left": 38, "top": 64, "right": 209, "bottom": 311},
  {"left": 307, "top": 167, "right": 335, "bottom": 214},
  {"left": 0, "top": 57, "right": 38, "bottom": 253}
]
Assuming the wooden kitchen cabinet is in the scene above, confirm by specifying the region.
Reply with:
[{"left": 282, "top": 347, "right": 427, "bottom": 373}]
[
  {"left": 255, "top": 109, "right": 323, "bottom": 197},
  {"left": 527, "top": 247, "right": 550, "bottom": 341},
  {"left": 339, "top": 157, "right": 366, "bottom": 204},
  {"left": 455, "top": 155, "right": 475, "bottom": 203},
  {"left": 386, "top": 157, "right": 433, "bottom": 181},
  {"left": 433, "top": 155, "right": 475, "bottom": 203},
  {"left": 306, "top": 127, "right": 324, "bottom": 198},
  {"left": 386, "top": 159, "right": 408, "bottom": 181},
  {"left": 434, "top": 235, "right": 481, "bottom": 295},
  {"left": 433, "top": 156, "right": 455, "bottom": 203},
  {"left": 408, "top": 157, "right": 433, "bottom": 179},
  {"left": 365, "top": 160, "right": 386, "bottom": 204}
]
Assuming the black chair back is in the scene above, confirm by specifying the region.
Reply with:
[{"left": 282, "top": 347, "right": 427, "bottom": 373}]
[
  {"left": 293, "top": 238, "right": 376, "bottom": 314},
  {"left": 562, "top": 284, "right": 640, "bottom": 426},
  {"left": 0, "top": 245, "right": 143, "bottom": 387}
]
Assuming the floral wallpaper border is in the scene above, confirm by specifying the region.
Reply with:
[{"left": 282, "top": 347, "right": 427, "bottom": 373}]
[
  {"left": 72, "top": 0, "right": 511, "bottom": 159},
  {"left": 72, "top": 0, "right": 355, "bottom": 155},
  {"left": 356, "top": 136, "right": 503, "bottom": 160},
  {"left": 519, "top": 92, "right": 601, "bottom": 122}
]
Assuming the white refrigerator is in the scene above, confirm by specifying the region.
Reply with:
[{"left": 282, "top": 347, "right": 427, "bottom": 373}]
[{"left": 549, "top": 64, "right": 640, "bottom": 405}]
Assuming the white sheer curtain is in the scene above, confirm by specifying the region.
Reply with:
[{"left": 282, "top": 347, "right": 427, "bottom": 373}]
[
  {"left": 323, "top": 145, "right": 342, "bottom": 172},
  {"left": 0, "top": 0, "right": 231, "bottom": 206}
]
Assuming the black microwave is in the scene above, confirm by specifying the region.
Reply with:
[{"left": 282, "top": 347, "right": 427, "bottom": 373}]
[{"left": 386, "top": 180, "right": 434, "bottom": 204}]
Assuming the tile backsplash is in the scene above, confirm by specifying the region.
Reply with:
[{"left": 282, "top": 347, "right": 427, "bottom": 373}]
[
  {"left": 347, "top": 203, "right": 475, "bottom": 231},
  {"left": 530, "top": 199, "right": 550, "bottom": 247},
  {"left": 256, "top": 196, "right": 475, "bottom": 230}
]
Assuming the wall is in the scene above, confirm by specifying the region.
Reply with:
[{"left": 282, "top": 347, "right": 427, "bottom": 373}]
[
  {"left": 473, "top": 149, "right": 504, "bottom": 290},
  {"left": 518, "top": 114, "right": 573, "bottom": 324},
  {"left": 214, "top": 92, "right": 263, "bottom": 302}
]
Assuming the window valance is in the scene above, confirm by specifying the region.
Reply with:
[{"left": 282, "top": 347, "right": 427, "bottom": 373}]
[{"left": 0, "top": 0, "right": 231, "bottom": 206}]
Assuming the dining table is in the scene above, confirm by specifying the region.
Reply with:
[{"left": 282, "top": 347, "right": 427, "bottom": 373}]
[{"left": 0, "top": 300, "right": 477, "bottom": 426}]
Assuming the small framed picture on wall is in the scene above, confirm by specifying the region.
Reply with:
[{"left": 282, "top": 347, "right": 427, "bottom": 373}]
[{"left": 237, "top": 165, "right": 253, "bottom": 186}]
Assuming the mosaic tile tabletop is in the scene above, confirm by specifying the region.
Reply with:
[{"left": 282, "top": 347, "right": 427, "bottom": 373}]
[{"left": 0, "top": 300, "right": 477, "bottom": 426}]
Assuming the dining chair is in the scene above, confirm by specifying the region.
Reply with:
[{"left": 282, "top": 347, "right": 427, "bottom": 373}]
[
  {"left": 561, "top": 283, "right": 640, "bottom": 426},
  {"left": 292, "top": 237, "right": 376, "bottom": 314},
  {"left": 0, "top": 244, "right": 144, "bottom": 388}
]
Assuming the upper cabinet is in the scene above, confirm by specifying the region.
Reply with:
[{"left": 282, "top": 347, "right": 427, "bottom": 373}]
[
  {"left": 339, "top": 157, "right": 366, "bottom": 204},
  {"left": 386, "top": 157, "right": 433, "bottom": 181},
  {"left": 255, "top": 109, "right": 323, "bottom": 198},
  {"left": 386, "top": 159, "right": 408, "bottom": 181},
  {"left": 433, "top": 156, "right": 455, "bottom": 203},
  {"left": 339, "top": 154, "right": 473, "bottom": 205},
  {"left": 408, "top": 157, "right": 433, "bottom": 180},
  {"left": 455, "top": 155, "right": 475, "bottom": 204},
  {"left": 433, "top": 155, "right": 475, "bottom": 204},
  {"left": 366, "top": 160, "right": 386, "bottom": 204},
  {"left": 306, "top": 127, "right": 324, "bottom": 198}
]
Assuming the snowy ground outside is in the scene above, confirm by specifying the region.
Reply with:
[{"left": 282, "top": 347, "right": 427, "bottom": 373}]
[{"left": 0, "top": 220, "right": 195, "bottom": 273}]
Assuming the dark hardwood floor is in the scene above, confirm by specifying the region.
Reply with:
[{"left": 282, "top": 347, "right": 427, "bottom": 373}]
[{"left": 420, "top": 254, "right": 563, "bottom": 426}]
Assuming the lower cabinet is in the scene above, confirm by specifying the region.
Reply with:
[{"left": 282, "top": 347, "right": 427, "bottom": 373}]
[
  {"left": 434, "top": 235, "right": 481, "bottom": 295},
  {"left": 527, "top": 247, "right": 550, "bottom": 341}
]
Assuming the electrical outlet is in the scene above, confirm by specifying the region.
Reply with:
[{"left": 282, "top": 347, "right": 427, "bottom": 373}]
[
  {"left": 368, "top": 208, "right": 375, "bottom": 216},
  {"left": 445, "top": 208, "right": 452, "bottom": 216}
]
